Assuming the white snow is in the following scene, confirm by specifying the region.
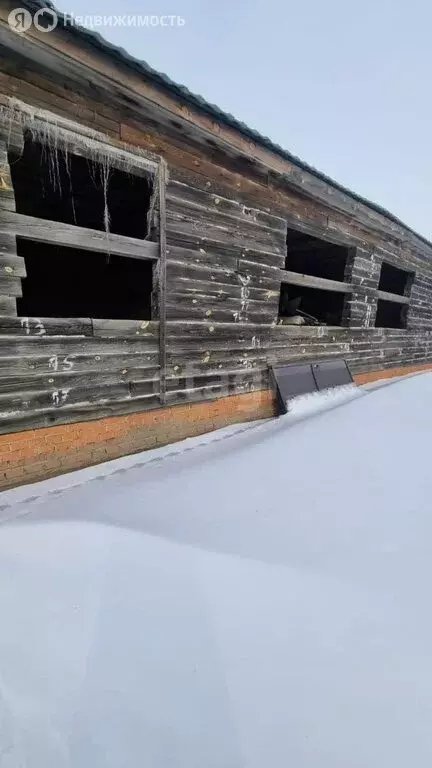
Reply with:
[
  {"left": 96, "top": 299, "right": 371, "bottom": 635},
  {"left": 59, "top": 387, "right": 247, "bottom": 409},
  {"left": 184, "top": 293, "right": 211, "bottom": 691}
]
[{"left": 1, "top": 373, "right": 432, "bottom": 767}]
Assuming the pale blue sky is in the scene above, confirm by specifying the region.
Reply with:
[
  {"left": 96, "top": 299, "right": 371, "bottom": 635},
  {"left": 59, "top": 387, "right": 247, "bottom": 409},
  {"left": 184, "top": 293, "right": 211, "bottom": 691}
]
[{"left": 54, "top": 0, "right": 432, "bottom": 239}]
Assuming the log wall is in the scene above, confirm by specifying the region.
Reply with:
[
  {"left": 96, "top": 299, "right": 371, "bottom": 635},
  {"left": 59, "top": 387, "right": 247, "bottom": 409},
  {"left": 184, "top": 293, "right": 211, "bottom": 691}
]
[{"left": 0, "top": 22, "right": 432, "bottom": 439}]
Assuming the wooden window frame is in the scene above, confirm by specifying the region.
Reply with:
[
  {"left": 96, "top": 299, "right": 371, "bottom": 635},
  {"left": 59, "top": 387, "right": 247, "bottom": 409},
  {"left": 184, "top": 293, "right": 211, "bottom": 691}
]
[
  {"left": 375, "top": 261, "right": 414, "bottom": 329},
  {"left": 279, "top": 269, "right": 352, "bottom": 294},
  {"left": 278, "top": 226, "right": 353, "bottom": 327},
  {"left": 0, "top": 97, "right": 168, "bottom": 401},
  {"left": 1, "top": 100, "right": 160, "bottom": 251},
  {"left": 0, "top": 209, "right": 159, "bottom": 261},
  {"left": 0, "top": 96, "right": 163, "bottom": 299}
]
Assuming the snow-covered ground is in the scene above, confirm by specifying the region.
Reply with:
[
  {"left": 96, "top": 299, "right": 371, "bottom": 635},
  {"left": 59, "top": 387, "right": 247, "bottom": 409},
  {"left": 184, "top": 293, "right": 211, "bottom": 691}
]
[{"left": 1, "top": 372, "right": 432, "bottom": 767}]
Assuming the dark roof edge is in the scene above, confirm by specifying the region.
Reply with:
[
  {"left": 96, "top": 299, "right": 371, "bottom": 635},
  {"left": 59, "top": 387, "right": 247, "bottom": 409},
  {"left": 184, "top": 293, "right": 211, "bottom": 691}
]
[{"left": 24, "top": 0, "right": 432, "bottom": 250}]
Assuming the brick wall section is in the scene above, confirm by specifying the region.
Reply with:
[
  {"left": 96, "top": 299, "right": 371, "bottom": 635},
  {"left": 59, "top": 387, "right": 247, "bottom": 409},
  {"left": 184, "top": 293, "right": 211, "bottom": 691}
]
[
  {"left": 353, "top": 362, "right": 432, "bottom": 385},
  {"left": 0, "top": 389, "right": 276, "bottom": 490},
  {"left": 2, "top": 361, "right": 432, "bottom": 491}
]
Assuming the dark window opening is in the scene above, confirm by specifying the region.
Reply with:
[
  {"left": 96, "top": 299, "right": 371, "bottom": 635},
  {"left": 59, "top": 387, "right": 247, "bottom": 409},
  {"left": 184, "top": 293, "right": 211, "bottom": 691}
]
[
  {"left": 16, "top": 241, "right": 153, "bottom": 320},
  {"left": 378, "top": 261, "right": 413, "bottom": 296},
  {"left": 9, "top": 134, "right": 155, "bottom": 320},
  {"left": 286, "top": 229, "right": 349, "bottom": 282},
  {"left": 279, "top": 283, "right": 345, "bottom": 326},
  {"left": 9, "top": 134, "right": 153, "bottom": 239},
  {"left": 375, "top": 300, "right": 407, "bottom": 329}
]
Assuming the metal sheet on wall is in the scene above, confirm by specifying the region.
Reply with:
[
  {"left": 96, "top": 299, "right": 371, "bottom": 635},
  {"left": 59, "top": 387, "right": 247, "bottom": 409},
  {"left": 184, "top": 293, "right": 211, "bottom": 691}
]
[
  {"left": 270, "top": 359, "right": 354, "bottom": 415},
  {"left": 312, "top": 360, "right": 353, "bottom": 391},
  {"left": 270, "top": 363, "right": 317, "bottom": 415}
]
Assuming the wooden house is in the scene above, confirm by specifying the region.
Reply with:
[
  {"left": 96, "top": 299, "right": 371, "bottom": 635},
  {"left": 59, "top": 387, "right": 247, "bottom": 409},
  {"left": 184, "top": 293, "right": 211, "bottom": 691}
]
[{"left": 1, "top": 0, "right": 431, "bottom": 488}]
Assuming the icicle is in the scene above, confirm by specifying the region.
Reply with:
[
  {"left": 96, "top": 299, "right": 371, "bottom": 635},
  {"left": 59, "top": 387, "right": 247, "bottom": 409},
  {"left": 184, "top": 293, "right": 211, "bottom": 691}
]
[
  {"left": 146, "top": 161, "right": 161, "bottom": 238},
  {"left": 0, "top": 98, "right": 158, "bottom": 261}
]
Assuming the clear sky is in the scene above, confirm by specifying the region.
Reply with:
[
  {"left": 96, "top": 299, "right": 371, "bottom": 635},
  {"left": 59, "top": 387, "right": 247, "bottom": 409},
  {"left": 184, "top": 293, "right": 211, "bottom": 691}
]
[{"left": 54, "top": 0, "right": 432, "bottom": 240}]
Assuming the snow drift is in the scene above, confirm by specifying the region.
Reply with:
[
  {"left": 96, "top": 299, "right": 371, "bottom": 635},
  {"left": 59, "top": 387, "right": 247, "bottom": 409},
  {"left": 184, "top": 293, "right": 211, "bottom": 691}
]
[{"left": 1, "top": 372, "right": 432, "bottom": 767}]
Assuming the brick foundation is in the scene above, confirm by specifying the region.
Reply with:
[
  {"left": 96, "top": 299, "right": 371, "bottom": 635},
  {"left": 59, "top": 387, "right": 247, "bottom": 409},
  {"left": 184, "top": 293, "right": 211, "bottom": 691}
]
[
  {"left": 1, "top": 361, "right": 431, "bottom": 491},
  {"left": 0, "top": 389, "right": 276, "bottom": 490},
  {"left": 352, "top": 362, "right": 432, "bottom": 385}
]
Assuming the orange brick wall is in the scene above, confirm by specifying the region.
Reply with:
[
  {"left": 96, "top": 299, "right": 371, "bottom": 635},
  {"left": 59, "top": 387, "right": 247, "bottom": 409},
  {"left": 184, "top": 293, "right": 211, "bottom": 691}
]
[
  {"left": 352, "top": 362, "right": 432, "bottom": 385},
  {"left": 0, "top": 389, "right": 276, "bottom": 491},
  {"left": 1, "top": 361, "right": 431, "bottom": 491}
]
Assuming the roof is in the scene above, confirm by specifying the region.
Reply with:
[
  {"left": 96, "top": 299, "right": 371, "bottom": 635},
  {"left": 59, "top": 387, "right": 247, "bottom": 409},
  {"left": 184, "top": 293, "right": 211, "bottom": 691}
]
[{"left": 21, "top": 0, "right": 431, "bottom": 248}]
